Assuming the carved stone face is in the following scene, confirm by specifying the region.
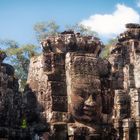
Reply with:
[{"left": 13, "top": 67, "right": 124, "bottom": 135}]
[
  {"left": 70, "top": 81, "right": 102, "bottom": 124},
  {"left": 66, "top": 53, "right": 112, "bottom": 126}
]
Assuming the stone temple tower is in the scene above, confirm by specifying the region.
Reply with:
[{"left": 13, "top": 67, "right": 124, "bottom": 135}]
[
  {"left": 109, "top": 23, "right": 140, "bottom": 140},
  {"left": 27, "top": 31, "right": 115, "bottom": 139}
]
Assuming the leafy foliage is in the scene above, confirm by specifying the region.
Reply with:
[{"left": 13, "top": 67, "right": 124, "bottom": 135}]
[
  {"left": 65, "top": 23, "right": 98, "bottom": 36},
  {"left": 0, "top": 39, "right": 38, "bottom": 90},
  {"left": 34, "top": 20, "right": 60, "bottom": 42},
  {"left": 34, "top": 21, "right": 98, "bottom": 43},
  {"left": 21, "top": 117, "right": 27, "bottom": 129},
  {"left": 101, "top": 38, "right": 117, "bottom": 58}
]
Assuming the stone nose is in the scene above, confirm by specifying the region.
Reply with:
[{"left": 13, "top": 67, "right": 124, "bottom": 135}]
[{"left": 84, "top": 95, "right": 95, "bottom": 106}]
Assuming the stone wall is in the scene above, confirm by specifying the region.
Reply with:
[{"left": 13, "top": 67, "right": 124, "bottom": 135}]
[
  {"left": 109, "top": 23, "right": 140, "bottom": 140},
  {"left": 26, "top": 52, "right": 68, "bottom": 139},
  {"left": 0, "top": 52, "right": 23, "bottom": 138}
]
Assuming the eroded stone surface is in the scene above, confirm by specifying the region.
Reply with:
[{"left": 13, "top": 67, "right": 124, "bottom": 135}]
[
  {"left": 65, "top": 52, "right": 114, "bottom": 139},
  {"left": 25, "top": 32, "right": 115, "bottom": 139},
  {"left": 2, "top": 25, "right": 140, "bottom": 139},
  {"left": 0, "top": 52, "right": 24, "bottom": 138},
  {"left": 109, "top": 23, "right": 140, "bottom": 140}
]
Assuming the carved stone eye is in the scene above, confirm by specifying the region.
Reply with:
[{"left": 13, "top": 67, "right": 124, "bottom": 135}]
[
  {"left": 78, "top": 93, "right": 85, "bottom": 99},
  {"left": 75, "top": 91, "right": 86, "bottom": 98},
  {"left": 92, "top": 94, "right": 97, "bottom": 100}
]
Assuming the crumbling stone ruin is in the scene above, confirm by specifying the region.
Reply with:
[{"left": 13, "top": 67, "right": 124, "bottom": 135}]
[
  {"left": 0, "top": 51, "right": 26, "bottom": 139},
  {"left": 26, "top": 31, "right": 115, "bottom": 140},
  {"left": 109, "top": 23, "right": 140, "bottom": 140},
  {"left": 1, "top": 24, "right": 140, "bottom": 139},
  {"left": 40, "top": 31, "right": 104, "bottom": 55}
]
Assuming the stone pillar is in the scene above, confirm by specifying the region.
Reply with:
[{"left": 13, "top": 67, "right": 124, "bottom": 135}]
[
  {"left": 134, "top": 54, "right": 140, "bottom": 88},
  {"left": 134, "top": 91, "right": 140, "bottom": 117},
  {"left": 40, "top": 53, "right": 67, "bottom": 123},
  {"left": 27, "top": 52, "right": 68, "bottom": 138},
  {"left": 135, "top": 117, "right": 140, "bottom": 140},
  {"left": 129, "top": 88, "right": 137, "bottom": 118},
  {"left": 113, "top": 89, "right": 130, "bottom": 139},
  {"left": 114, "top": 90, "right": 130, "bottom": 119},
  {"left": 50, "top": 123, "right": 68, "bottom": 140},
  {"left": 122, "top": 119, "right": 131, "bottom": 140},
  {"left": 129, "top": 88, "right": 140, "bottom": 140}
]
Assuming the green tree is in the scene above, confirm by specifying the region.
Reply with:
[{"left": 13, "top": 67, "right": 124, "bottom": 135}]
[
  {"left": 65, "top": 23, "right": 98, "bottom": 36},
  {"left": 0, "top": 39, "right": 38, "bottom": 90},
  {"left": 21, "top": 117, "right": 27, "bottom": 129},
  {"left": 101, "top": 38, "right": 117, "bottom": 58},
  {"left": 34, "top": 20, "right": 60, "bottom": 42}
]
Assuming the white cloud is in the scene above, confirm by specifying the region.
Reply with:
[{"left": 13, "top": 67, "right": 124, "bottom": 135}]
[{"left": 80, "top": 4, "right": 139, "bottom": 39}]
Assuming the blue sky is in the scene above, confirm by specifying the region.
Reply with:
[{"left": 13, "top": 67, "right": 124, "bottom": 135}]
[{"left": 0, "top": 0, "right": 140, "bottom": 45}]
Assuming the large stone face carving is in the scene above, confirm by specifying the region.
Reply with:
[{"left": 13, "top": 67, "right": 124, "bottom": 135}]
[
  {"left": 70, "top": 81, "right": 102, "bottom": 124},
  {"left": 66, "top": 53, "right": 101, "bottom": 124},
  {"left": 66, "top": 53, "right": 113, "bottom": 139}
]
